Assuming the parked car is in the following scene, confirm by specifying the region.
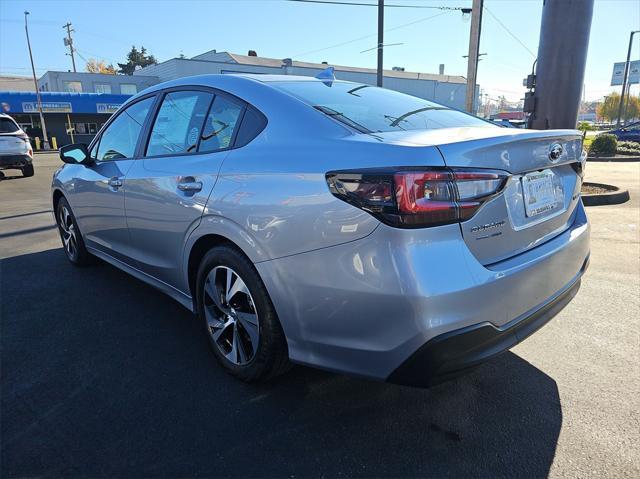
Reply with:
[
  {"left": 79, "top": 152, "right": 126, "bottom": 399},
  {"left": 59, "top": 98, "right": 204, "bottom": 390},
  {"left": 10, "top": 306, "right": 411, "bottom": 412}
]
[
  {"left": 52, "top": 74, "right": 590, "bottom": 387},
  {"left": 0, "top": 113, "right": 34, "bottom": 177},
  {"left": 607, "top": 121, "right": 640, "bottom": 142}
]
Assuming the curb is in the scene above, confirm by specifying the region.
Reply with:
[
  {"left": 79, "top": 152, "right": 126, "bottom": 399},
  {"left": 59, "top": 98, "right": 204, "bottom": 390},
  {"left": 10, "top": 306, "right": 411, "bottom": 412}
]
[
  {"left": 587, "top": 155, "right": 640, "bottom": 162},
  {"left": 582, "top": 182, "right": 630, "bottom": 206}
]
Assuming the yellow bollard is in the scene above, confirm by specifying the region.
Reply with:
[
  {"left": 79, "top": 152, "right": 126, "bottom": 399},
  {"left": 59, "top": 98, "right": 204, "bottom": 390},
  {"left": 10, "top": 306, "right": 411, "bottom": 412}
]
[
  {"left": 51, "top": 137, "right": 57, "bottom": 150},
  {"left": 35, "top": 137, "right": 41, "bottom": 150}
]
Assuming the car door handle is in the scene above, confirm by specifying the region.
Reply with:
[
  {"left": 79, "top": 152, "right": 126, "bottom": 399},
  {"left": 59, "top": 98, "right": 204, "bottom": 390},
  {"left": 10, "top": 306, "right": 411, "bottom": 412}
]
[
  {"left": 108, "top": 177, "right": 123, "bottom": 188},
  {"left": 177, "top": 180, "right": 203, "bottom": 192}
]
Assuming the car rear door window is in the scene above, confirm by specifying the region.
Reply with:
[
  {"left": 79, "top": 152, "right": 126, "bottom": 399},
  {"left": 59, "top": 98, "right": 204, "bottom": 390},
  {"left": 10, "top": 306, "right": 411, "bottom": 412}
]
[
  {"left": 146, "top": 91, "right": 213, "bottom": 157},
  {"left": 198, "top": 95, "right": 243, "bottom": 153},
  {"left": 0, "top": 117, "right": 20, "bottom": 133},
  {"left": 96, "top": 96, "right": 154, "bottom": 161}
]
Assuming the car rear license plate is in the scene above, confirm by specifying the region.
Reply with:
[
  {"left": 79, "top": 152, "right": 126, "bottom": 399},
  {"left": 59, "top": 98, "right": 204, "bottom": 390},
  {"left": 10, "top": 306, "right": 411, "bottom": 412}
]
[{"left": 522, "top": 169, "right": 558, "bottom": 217}]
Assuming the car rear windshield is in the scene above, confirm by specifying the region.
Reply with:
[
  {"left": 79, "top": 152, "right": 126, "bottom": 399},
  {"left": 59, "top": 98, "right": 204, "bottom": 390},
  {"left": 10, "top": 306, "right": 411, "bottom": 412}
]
[
  {"left": 0, "top": 117, "right": 20, "bottom": 134},
  {"left": 271, "top": 81, "right": 494, "bottom": 133}
]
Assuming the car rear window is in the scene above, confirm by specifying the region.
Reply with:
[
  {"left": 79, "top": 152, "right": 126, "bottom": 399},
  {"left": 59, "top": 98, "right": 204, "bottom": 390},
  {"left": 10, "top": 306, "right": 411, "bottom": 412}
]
[
  {"left": 0, "top": 117, "right": 20, "bottom": 134},
  {"left": 271, "top": 81, "right": 494, "bottom": 133}
]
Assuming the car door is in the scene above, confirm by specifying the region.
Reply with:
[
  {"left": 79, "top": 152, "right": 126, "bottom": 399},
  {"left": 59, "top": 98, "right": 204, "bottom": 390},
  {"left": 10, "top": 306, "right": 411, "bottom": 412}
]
[
  {"left": 124, "top": 88, "right": 245, "bottom": 289},
  {"left": 70, "top": 95, "right": 156, "bottom": 264}
]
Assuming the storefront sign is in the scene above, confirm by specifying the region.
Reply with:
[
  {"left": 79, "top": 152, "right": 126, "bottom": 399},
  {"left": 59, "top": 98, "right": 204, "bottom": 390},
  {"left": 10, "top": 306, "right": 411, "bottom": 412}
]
[
  {"left": 96, "top": 103, "right": 122, "bottom": 114},
  {"left": 22, "top": 102, "right": 72, "bottom": 113}
]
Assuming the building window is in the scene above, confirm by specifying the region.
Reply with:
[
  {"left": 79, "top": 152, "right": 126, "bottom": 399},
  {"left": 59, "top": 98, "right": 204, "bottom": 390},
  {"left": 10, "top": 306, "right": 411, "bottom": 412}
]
[
  {"left": 74, "top": 123, "right": 98, "bottom": 135},
  {"left": 62, "top": 81, "right": 82, "bottom": 93},
  {"left": 95, "top": 83, "right": 112, "bottom": 94},
  {"left": 120, "top": 84, "right": 137, "bottom": 95}
]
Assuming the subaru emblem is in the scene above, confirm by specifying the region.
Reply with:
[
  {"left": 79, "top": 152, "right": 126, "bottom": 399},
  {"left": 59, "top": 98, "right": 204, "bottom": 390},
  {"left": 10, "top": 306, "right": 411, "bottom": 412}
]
[{"left": 549, "top": 143, "right": 563, "bottom": 162}]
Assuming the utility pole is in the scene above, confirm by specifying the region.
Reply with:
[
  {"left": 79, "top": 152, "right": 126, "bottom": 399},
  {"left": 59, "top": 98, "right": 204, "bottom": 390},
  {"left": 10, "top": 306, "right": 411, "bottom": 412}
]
[
  {"left": 63, "top": 22, "right": 77, "bottom": 72},
  {"left": 24, "top": 11, "right": 49, "bottom": 149},
  {"left": 377, "top": 0, "right": 384, "bottom": 87},
  {"left": 529, "top": 0, "right": 594, "bottom": 130},
  {"left": 616, "top": 30, "right": 639, "bottom": 127},
  {"left": 464, "top": 0, "right": 483, "bottom": 113}
]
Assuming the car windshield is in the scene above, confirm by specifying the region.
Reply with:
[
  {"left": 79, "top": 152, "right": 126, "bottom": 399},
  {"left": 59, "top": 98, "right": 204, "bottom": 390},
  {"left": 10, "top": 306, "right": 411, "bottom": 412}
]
[
  {"left": 271, "top": 81, "right": 494, "bottom": 133},
  {"left": 0, "top": 117, "right": 20, "bottom": 134}
]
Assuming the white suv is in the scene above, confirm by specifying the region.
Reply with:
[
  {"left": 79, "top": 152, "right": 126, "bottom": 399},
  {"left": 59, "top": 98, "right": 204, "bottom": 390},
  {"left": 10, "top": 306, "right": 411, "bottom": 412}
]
[{"left": 0, "top": 113, "right": 34, "bottom": 177}]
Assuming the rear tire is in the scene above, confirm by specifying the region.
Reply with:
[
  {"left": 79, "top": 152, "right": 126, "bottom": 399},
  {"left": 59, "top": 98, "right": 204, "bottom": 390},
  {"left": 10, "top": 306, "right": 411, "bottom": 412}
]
[
  {"left": 55, "top": 197, "right": 92, "bottom": 266},
  {"left": 196, "top": 245, "right": 290, "bottom": 382},
  {"left": 22, "top": 164, "right": 34, "bottom": 177}
]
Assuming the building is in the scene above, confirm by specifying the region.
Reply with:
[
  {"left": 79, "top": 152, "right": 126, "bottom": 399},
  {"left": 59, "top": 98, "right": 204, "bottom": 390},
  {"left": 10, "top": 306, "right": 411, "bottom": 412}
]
[
  {"left": 0, "top": 75, "right": 35, "bottom": 92},
  {"left": 135, "top": 50, "right": 475, "bottom": 111},
  {"left": 37, "top": 71, "right": 159, "bottom": 95},
  {"left": 0, "top": 91, "right": 131, "bottom": 146}
]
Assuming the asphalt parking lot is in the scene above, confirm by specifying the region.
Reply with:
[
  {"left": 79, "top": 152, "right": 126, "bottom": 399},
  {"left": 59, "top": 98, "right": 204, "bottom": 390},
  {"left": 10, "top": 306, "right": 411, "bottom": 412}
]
[{"left": 1, "top": 153, "right": 639, "bottom": 478}]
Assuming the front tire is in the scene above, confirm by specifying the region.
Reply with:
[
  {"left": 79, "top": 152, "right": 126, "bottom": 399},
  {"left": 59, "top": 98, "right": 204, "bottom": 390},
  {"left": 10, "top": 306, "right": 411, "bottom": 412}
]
[
  {"left": 55, "top": 197, "right": 91, "bottom": 266},
  {"left": 196, "top": 246, "right": 290, "bottom": 382}
]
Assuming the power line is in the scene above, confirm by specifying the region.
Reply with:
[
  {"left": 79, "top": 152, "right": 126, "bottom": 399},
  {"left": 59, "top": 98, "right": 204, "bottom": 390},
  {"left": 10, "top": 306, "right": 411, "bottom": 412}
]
[
  {"left": 293, "top": 10, "right": 450, "bottom": 57},
  {"left": 483, "top": 6, "right": 536, "bottom": 59},
  {"left": 287, "top": 0, "right": 466, "bottom": 9}
]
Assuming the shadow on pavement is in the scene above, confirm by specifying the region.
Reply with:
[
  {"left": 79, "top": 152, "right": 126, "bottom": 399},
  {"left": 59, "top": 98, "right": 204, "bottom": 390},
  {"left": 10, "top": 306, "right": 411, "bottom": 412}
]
[{"left": 1, "top": 248, "right": 562, "bottom": 478}]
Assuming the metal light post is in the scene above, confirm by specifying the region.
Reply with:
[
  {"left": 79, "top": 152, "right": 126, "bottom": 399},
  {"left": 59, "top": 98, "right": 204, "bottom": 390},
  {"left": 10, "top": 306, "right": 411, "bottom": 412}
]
[
  {"left": 529, "top": 0, "right": 594, "bottom": 130},
  {"left": 616, "top": 30, "right": 640, "bottom": 127},
  {"left": 464, "top": 0, "right": 483, "bottom": 113},
  {"left": 377, "top": 0, "right": 384, "bottom": 87},
  {"left": 24, "top": 11, "right": 49, "bottom": 149}
]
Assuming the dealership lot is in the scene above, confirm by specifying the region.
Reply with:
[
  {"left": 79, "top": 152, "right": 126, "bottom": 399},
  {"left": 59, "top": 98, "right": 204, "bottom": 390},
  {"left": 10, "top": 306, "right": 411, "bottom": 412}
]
[{"left": 1, "top": 153, "right": 639, "bottom": 477}]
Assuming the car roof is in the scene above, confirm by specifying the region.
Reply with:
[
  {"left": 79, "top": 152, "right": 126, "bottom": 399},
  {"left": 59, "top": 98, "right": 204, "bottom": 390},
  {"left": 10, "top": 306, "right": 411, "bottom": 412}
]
[{"left": 137, "top": 74, "right": 357, "bottom": 94}]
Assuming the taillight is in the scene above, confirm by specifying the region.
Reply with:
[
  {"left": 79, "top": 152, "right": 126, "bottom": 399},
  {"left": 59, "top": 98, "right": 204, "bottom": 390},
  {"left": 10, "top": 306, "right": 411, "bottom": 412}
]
[{"left": 326, "top": 168, "right": 508, "bottom": 228}]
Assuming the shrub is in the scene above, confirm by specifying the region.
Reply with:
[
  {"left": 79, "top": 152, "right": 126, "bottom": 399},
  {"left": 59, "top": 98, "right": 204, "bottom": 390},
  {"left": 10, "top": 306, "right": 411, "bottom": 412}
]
[
  {"left": 617, "top": 141, "right": 640, "bottom": 156},
  {"left": 577, "top": 121, "right": 593, "bottom": 132},
  {"left": 589, "top": 134, "right": 617, "bottom": 156}
]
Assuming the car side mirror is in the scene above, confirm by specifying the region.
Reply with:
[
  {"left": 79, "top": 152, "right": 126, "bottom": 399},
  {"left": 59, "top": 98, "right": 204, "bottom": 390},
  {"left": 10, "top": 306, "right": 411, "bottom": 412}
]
[{"left": 59, "top": 143, "right": 93, "bottom": 165}]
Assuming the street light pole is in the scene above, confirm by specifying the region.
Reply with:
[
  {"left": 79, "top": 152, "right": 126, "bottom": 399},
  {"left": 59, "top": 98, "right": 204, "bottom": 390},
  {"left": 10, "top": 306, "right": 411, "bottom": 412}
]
[
  {"left": 24, "top": 11, "right": 49, "bottom": 150},
  {"left": 616, "top": 30, "right": 640, "bottom": 127},
  {"left": 465, "top": 0, "right": 483, "bottom": 113},
  {"left": 377, "top": 0, "right": 384, "bottom": 87}
]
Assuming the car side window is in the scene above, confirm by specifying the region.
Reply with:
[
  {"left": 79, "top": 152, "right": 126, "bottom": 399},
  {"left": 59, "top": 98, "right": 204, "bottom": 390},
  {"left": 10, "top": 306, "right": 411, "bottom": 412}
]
[
  {"left": 146, "top": 91, "right": 213, "bottom": 157},
  {"left": 198, "top": 95, "right": 243, "bottom": 153},
  {"left": 96, "top": 97, "right": 154, "bottom": 161},
  {"left": 234, "top": 106, "right": 267, "bottom": 148}
]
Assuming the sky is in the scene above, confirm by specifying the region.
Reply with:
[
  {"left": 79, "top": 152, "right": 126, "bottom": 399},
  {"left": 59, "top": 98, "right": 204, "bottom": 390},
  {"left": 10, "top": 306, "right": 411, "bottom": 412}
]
[{"left": 0, "top": 0, "right": 639, "bottom": 103}]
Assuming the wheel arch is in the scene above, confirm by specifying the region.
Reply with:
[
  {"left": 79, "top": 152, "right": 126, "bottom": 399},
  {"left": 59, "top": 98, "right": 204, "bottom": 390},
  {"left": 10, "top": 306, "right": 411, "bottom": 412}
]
[
  {"left": 186, "top": 234, "right": 237, "bottom": 306},
  {"left": 52, "top": 188, "right": 65, "bottom": 212}
]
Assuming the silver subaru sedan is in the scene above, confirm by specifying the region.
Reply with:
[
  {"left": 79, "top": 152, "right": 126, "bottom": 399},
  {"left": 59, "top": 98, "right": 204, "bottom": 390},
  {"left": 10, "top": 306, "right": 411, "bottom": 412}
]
[{"left": 52, "top": 74, "right": 589, "bottom": 386}]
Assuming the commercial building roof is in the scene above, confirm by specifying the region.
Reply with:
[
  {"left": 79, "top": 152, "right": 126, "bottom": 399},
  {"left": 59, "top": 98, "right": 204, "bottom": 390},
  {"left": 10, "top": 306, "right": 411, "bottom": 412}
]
[
  {"left": 190, "top": 49, "right": 467, "bottom": 84},
  {"left": 0, "top": 76, "right": 35, "bottom": 92}
]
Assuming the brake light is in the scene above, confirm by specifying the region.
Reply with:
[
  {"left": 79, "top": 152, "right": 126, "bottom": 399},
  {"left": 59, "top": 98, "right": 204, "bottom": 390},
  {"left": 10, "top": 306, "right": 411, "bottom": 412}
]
[{"left": 326, "top": 168, "right": 508, "bottom": 228}]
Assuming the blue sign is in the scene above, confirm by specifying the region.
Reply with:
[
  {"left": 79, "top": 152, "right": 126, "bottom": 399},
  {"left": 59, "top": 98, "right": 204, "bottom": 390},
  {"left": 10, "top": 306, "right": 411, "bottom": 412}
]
[
  {"left": 0, "top": 91, "right": 132, "bottom": 114},
  {"left": 97, "top": 103, "right": 122, "bottom": 114},
  {"left": 23, "top": 101, "right": 72, "bottom": 113}
]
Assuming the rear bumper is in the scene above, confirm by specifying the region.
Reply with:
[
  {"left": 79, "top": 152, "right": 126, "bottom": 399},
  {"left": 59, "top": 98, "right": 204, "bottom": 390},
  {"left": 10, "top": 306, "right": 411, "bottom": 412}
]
[
  {"left": 256, "top": 200, "right": 590, "bottom": 382},
  {"left": 0, "top": 154, "right": 32, "bottom": 169},
  {"left": 388, "top": 257, "right": 587, "bottom": 387}
]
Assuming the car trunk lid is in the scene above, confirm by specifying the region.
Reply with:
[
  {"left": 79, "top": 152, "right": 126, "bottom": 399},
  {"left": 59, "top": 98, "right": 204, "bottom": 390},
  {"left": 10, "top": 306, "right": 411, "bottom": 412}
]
[{"left": 433, "top": 128, "right": 584, "bottom": 265}]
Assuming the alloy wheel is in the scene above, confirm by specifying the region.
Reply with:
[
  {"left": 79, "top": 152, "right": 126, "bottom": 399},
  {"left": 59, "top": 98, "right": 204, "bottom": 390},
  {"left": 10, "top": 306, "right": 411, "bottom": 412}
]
[
  {"left": 58, "top": 205, "right": 78, "bottom": 260},
  {"left": 203, "top": 266, "right": 260, "bottom": 365}
]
